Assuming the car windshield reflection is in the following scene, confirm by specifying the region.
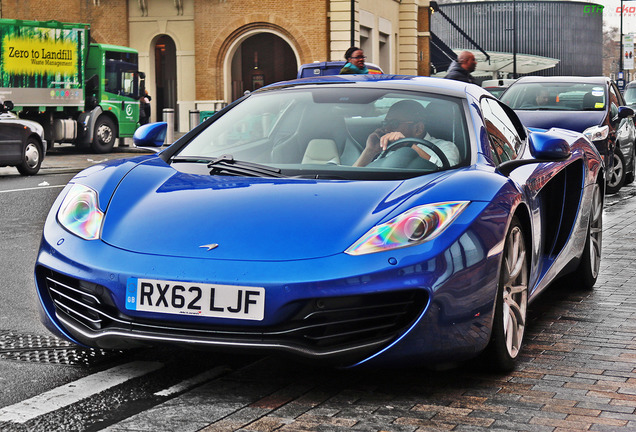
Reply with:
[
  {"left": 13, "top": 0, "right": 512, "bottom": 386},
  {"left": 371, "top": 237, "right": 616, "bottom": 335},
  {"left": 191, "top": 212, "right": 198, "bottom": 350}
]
[
  {"left": 501, "top": 82, "right": 607, "bottom": 111},
  {"left": 174, "top": 87, "right": 470, "bottom": 180}
]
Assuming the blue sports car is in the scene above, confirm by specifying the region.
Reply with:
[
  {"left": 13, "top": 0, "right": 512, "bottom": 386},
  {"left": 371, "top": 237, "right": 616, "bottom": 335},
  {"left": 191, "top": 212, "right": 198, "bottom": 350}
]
[{"left": 35, "top": 75, "right": 603, "bottom": 371}]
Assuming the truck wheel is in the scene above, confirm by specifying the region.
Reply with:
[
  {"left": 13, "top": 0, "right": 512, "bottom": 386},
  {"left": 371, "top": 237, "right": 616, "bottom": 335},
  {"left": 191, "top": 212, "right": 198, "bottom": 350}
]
[
  {"left": 17, "top": 137, "right": 43, "bottom": 176},
  {"left": 92, "top": 116, "right": 116, "bottom": 153}
]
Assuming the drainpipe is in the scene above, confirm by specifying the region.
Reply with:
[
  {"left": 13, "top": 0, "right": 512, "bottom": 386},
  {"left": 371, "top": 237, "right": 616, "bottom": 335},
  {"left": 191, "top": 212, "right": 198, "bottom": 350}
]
[{"left": 351, "top": 0, "right": 356, "bottom": 47}]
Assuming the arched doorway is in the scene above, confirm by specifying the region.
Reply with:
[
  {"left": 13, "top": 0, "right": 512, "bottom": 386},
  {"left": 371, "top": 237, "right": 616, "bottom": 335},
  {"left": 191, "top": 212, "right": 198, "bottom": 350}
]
[
  {"left": 154, "top": 35, "right": 178, "bottom": 128},
  {"left": 230, "top": 33, "right": 297, "bottom": 101}
]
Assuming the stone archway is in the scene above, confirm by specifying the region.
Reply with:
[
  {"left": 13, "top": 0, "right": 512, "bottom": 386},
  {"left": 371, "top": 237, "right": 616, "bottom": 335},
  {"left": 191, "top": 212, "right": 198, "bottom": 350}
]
[{"left": 225, "top": 30, "right": 299, "bottom": 101}]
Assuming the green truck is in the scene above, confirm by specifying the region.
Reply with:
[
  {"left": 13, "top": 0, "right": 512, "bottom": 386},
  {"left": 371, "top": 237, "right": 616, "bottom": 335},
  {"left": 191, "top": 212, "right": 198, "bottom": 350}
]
[{"left": 0, "top": 18, "right": 145, "bottom": 153}]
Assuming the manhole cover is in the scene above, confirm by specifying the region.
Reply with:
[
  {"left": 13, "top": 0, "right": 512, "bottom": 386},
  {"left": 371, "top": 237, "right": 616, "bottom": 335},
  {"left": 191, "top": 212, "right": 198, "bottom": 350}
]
[{"left": 0, "top": 331, "right": 123, "bottom": 366}]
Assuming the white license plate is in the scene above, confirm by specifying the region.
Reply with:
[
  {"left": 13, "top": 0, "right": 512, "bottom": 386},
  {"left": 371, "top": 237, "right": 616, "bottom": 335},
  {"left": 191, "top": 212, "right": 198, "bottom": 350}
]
[{"left": 125, "top": 277, "right": 265, "bottom": 321}]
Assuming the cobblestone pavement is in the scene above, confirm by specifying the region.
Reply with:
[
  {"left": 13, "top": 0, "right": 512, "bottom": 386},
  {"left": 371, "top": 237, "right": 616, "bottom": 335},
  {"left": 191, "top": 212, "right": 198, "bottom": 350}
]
[
  {"left": 101, "top": 187, "right": 636, "bottom": 432},
  {"left": 6, "top": 147, "right": 636, "bottom": 431}
]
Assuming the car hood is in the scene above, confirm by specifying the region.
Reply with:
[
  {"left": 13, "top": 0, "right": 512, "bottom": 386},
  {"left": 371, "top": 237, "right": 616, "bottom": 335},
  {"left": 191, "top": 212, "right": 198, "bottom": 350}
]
[
  {"left": 99, "top": 159, "right": 452, "bottom": 261},
  {"left": 0, "top": 113, "right": 45, "bottom": 134},
  {"left": 515, "top": 110, "right": 605, "bottom": 133}
]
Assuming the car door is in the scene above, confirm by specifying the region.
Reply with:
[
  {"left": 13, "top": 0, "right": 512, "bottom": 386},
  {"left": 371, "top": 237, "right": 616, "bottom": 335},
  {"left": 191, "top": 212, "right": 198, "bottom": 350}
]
[
  {"left": 612, "top": 82, "right": 636, "bottom": 169},
  {"left": 0, "top": 116, "right": 25, "bottom": 164}
]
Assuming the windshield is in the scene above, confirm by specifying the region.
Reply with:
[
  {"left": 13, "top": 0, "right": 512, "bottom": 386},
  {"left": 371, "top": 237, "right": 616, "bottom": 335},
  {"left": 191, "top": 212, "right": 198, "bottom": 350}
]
[
  {"left": 624, "top": 86, "right": 636, "bottom": 106},
  {"left": 484, "top": 87, "right": 507, "bottom": 99},
  {"left": 105, "top": 51, "right": 140, "bottom": 98},
  {"left": 501, "top": 82, "right": 606, "bottom": 111},
  {"left": 175, "top": 86, "right": 469, "bottom": 179}
]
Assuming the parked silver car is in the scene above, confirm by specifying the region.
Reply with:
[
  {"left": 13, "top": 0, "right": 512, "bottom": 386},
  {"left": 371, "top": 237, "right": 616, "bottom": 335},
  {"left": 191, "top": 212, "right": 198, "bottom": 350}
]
[{"left": 0, "top": 100, "right": 47, "bottom": 175}]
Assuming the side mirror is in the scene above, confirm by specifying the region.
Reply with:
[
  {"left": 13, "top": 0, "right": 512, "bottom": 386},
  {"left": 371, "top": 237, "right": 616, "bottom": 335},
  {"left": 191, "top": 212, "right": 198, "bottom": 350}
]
[
  {"left": 133, "top": 122, "right": 167, "bottom": 148},
  {"left": 138, "top": 71, "right": 146, "bottom": 100},
  {"left": 497, "top": 131, "right": 571, "bottom": 177},
  {"left": 528, "top": 131, "right": 571, "bottom": 160},
  {"left": 1, "top": 100, "right": 14, "bottom": 112},
  {"left": 618, "top": 106, "right": 635, "bottom": 119}
]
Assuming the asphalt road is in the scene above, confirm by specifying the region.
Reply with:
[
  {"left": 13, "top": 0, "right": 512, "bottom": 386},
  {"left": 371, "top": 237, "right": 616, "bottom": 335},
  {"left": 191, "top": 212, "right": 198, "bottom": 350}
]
[{"left": 1, "top": 147, "right": 636, "bottom": 431}]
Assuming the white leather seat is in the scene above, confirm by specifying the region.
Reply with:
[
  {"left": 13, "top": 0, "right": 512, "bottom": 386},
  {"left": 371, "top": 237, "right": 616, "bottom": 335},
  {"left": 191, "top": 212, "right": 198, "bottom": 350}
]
[{"left": 301, "top": 139, "right": 341, "bottom": 164}]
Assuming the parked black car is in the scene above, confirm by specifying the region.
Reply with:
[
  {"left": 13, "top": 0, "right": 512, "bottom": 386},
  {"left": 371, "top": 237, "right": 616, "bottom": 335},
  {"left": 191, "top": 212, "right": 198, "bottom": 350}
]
[
  {"left": 501, "top": 76, "right": 636, "bottom": 194},
  {"left": 0, "top": 100, "right": 46, "bottom": 175},
  {"left": 624, "top": 80, "right": 636, "bottom": 109}
]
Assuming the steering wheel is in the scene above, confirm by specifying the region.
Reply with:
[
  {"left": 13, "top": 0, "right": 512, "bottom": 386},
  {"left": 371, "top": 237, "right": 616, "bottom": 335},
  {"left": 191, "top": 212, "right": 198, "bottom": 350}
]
[{"left": 377, "top": 137, "right": 451, "bottom": 169}]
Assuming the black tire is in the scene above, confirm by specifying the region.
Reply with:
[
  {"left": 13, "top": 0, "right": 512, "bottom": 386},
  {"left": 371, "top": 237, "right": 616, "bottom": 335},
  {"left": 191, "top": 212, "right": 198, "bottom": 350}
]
[
  {"left": 91, "top": 116, "right": 117, "bottom": 153},
  {"left": 625, "top": 147, "right": 635, "bottom": 185},
  {"left": 485, "top": 216, "right": 528, "bottom": 372},
  {"left": 16, "top": 137, "right": 43, "bottom": 176},
  {"left": 606, "top": 148, "right": 626, "bottom": 194},
  {"left": 567, "top": 182, "right": 603, "bottom": 290}
]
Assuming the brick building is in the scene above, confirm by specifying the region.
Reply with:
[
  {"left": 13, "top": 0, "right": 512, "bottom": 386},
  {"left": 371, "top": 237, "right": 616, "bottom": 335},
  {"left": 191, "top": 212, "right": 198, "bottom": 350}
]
[{"left": 1, "top": 0, "right": 431, "bottom": 132}]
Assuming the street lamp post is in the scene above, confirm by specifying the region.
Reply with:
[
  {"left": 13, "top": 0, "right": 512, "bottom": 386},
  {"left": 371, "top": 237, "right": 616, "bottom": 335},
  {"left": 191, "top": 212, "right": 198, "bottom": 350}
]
[
  {"left": 620, "top": 0, "right": 624, "bottom": 73},
  {"left": 513, "top": 0, "right": 517, "bottom": 78}
]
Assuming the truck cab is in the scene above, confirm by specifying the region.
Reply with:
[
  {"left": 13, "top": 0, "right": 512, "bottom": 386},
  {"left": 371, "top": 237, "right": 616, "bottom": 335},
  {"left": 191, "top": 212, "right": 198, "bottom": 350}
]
[{"left": 82, "top": 44, "right": 144, "bottom": 152}]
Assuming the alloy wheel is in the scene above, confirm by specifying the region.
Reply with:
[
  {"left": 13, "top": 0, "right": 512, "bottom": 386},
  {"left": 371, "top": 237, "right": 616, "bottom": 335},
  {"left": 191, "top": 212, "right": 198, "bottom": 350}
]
[
  {"left": 587, "top": 183, "right": 603, "bottom": 280},
  {"left": 501, "top": 225, "right": 528, "bottom": 359},
  {"left": 607, "top": 150, "right": 625, "bottom": 194}
]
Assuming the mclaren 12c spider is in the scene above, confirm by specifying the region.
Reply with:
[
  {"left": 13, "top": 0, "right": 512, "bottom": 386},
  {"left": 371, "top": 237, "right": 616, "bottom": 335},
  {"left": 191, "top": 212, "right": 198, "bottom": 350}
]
[{"left": 35, "top": 75, "right": 604, "bottom": 371}]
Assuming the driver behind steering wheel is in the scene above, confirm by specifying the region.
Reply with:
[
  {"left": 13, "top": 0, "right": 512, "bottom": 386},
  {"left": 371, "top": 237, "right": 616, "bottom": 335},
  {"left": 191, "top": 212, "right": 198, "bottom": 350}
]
[{"left": 353, "top": 100, "right": 460, "bottom": 168}]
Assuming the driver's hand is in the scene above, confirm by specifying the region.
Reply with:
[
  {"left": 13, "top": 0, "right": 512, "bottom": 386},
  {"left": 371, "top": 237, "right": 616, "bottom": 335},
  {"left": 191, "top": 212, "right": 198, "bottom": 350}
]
[
  {"left": 354, "top": 129, "right": 406, "bottom": 167},
  {"left": 379, "top": 131, "right": 406, "bottom": 150},
  {"left": 364, "top": 129, "right": 383, "bottom": 155}
]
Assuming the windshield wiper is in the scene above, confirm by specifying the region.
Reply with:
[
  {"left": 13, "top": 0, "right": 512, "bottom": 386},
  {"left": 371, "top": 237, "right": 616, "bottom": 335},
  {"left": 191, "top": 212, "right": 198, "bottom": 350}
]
[
  {"left": 207, "top": 154, "right": 285, "bottom": 178},
  {"left": 172, "top": 156, "right": 215, "bottom": 163}
]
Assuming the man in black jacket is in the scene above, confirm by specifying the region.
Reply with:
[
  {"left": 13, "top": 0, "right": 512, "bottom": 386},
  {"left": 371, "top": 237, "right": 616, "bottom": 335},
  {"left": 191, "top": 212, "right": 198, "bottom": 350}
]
[{"left": 444, "top": 51, "right": 477, "bottom": 83}]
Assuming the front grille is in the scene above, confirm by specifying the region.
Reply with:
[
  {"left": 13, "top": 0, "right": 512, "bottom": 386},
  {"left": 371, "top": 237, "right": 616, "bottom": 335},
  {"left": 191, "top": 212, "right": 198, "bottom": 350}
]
[
  {"left": 38, "top": 267, "right": 429, "bottom": 359},
  {"left": 283, "top": 291, "right": 426, "bottom": 349},
  {"left": 43, "top": 270, "right": 113, "bottom": 331}
]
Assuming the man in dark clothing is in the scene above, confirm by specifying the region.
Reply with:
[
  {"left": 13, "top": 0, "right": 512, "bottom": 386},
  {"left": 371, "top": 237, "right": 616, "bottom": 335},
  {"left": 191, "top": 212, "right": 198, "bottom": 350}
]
[
  {"left": 139, "top": 90, "right": 152, "bottom": 125},
  {"left": 444, "top": 51, "right": 477, "bottom": 83}
]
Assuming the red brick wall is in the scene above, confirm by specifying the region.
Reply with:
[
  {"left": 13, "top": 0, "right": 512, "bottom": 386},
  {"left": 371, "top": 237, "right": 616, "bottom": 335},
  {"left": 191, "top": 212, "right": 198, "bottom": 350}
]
[
  {"left": 1, "top": 0, "right": 129, "bottom": 45},
  {"left": 194, "top": 0, "right": 329, "bottom": 100}
]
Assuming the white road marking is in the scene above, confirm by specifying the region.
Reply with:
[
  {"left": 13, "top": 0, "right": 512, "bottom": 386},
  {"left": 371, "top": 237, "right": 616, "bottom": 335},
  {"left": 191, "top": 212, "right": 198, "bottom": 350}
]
[
  {"left": 0, "top": 361, "right": 163, "bottom": 424},
  {"left": 0, "top": 184, "right": 66, "bottom": 194},
  {"left": 154, "top": 365, "right": 230, "bottom": 397}
]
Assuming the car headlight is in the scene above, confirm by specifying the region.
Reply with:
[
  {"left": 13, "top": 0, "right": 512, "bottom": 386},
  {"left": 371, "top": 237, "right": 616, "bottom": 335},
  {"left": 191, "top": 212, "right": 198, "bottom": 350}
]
[
  {"left": 345, "top": 201, "right": 469, "bottom": 256},
  {"left": 583, "top": 125, "right": 609, "bottom": 142},
  {"left": 57, "top": 184, "right": 104, "bottom": 240}
]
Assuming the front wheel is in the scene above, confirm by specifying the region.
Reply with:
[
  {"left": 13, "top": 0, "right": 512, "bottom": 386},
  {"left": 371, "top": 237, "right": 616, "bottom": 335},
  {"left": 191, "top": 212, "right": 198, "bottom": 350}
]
[
  {"left": 625, "top": 145, "right": 635, "bottom": 185},
  {"left": 485, "top": 216, "right": 528, "bottom": 372},
  {"left": 17, "top": 137, "right": 43, "bottom": 176},
  {"left": 606, "top": 148, "right": 626, "bottom": 194},
  {"left": 91, "top": 116, "right": 117, "bottom": 153},
  {"left": 568, "top": 182, "right": 603, "bottom": 290}
]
